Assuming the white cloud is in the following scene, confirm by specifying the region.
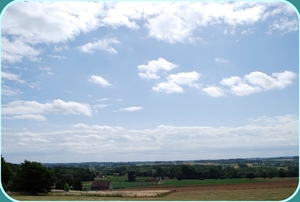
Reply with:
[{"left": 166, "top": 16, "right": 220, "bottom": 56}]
[
  {"left": 230, "top": 83, "right": 262, "bottom": 96},
  {"left": 2, "top": 99, "right": 92, "bottom": 120},
  {"left": 1, "top": 37, "right": 40, "bottom": 63},
  {"left": 167, "top": 71, "right": 201, "bottom": 88},
  {"left": 1, "top": 72, "right": 26, "bottom": 83},
  {"left": 220, "top": 71, "right": 296, "bottom": 96},
  {"left": 152, "top": 82, "right": 184, "bottom": 94},
  {"left": 245, "top": 71, "right": 297, "bottom": 90},
  {"left": 78, "top": 38, "right": 119, "bottom": 54},
  {"left": 2, "top": 114, "right": 297, "bottom": 162},
  {"left": 267, "top": 17, "right": 298, "bottom": 35},
  {"left": 220, "top": 76, "right": 242, "bottom": 86},
  {"left": 89, "top": 75, "right": 111, "bottom": 87},
  {"left": 2, "top": 2, "right": 103, "bottom": 44},
  {"left": 1, "top": 1, "right": 104, "bottom": 63},
  {"left": 2, "top": 2, "right": 297, "bottom": 64},
  {"left": 119, "top": 106, "right": 143, "bottom": 112},
  {"left": 138, "top": 58, "right": 178, "bottom": 80},
  {"left": 145, "top": 11, "right": 194, "bottom": 44},
  {"left": 152, "top": 71, "right": 201, "bottom": 94},
  {"left": 4, "top": 114, "right": 47, "bottom": 121},
  {"left": 202, "top": 86, "right": 226, "bottom": 97}
]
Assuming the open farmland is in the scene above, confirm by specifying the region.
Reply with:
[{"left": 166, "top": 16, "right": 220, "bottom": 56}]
[{"left": 8, "top": 177, "right": 298, "bottom": 201}]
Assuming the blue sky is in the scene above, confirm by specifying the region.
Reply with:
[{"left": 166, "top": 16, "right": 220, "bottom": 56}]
[{"left": 1, "top": 1, "right": 299, "bottom": 163}]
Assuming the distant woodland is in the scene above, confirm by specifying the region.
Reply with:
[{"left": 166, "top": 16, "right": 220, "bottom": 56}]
[{"left": 1, "top": 156, "right": 298, "bottom": 194}]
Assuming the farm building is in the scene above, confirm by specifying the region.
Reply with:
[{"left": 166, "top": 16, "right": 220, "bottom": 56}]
[
  {"left": 145, "top": 177, "right": 161, "bottom": 183},
  {"left": 91, "top": 181, "right": 113, "bottom": 190}
]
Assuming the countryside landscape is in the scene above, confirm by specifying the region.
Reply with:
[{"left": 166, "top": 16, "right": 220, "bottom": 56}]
[
  {"left": 1, "top": 156, "right": 299, "bottom": 200},
  {"left": 1, "top": 1, "right": 299, "bottom": 201}
]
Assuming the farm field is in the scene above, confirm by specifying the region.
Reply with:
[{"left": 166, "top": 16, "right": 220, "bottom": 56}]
[
  {"left": 8, "top": 177, "right": 299, "bottom": 201},
  {"left": 83, "top": 176, "right": 294, "bottom": 190}
]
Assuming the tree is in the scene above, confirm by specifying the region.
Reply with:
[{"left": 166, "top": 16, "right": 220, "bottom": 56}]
[
  {"left": 278, "top": 169, "right": 286, "bottom": 178},
  {"left": 261, "top": 170, "right": 268, "bottom": 179},
  {"left": 73, "top": 178, "right": 83, "bottom": 191},
  {"left": 246, "top": 171, "right": 255, "bottom": 180},
  {"left": 127, "top": 171, "right": 136, "bottom": 182},
  {"left": 1, "top": 156, "right": 13, "bottom": 185},
  {"left": 11, "top": 160, "right": 55, "bottom": 194},
  {"left": 64, "top": 182, "right": 70, "bottom": 192}
]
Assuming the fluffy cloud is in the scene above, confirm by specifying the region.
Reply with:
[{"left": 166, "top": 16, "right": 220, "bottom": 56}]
[
  {"left": 2, "top": 2, "right": 297, "bottom": 63},
  {"left": 152, "top": 71, "right": 201, "bottom": 94},
  {"left": 202, "top": 86, "right": 226, "bottom": 97},
  {"left": 167, "top": 71, "right": 201, "bottom": 88},
  {"left": 78, "top": 38, "right": 119, "bottom": 54},
  {"left": 138, "top": 58, "right": 178, "bottom": 80},
  {"left": 220, "top": 71, "right": 296, "bottom": 96},
  {"left": 245, "top": 71, "right": 296, "bottom": 90},
  {"left": 145, "top": 10, "right": 194, "bottom": 44},
  {"left": 2, "top": 99, "right": 93, "bottom": 121},
  {"left": 89, "top": 75, "right": 111, "bottom": 87},
  {"left": 1, "top": 2, "right": 105, "bottom": 63},
  {"left": 152, "top": 82, "right": 184, "bottom": 94}
]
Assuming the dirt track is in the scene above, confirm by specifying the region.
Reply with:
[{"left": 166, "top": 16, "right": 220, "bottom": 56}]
[{"left": 121, "top": 180, "right": 298, "bottom": 192}]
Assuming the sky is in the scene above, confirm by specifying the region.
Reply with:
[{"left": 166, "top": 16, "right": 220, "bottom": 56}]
[{"left": 1, "top": 0, "right": 299, "bottom": 164}]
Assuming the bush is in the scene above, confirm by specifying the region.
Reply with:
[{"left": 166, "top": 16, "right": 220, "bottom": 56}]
[{"left": 64, "top": 183, "right": 70, "bottom": 192}]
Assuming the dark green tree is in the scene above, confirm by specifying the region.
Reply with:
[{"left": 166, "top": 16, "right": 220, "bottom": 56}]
[
  {"left": 127, "top": 171, "right": 136, "bottom": 182},
  {"left": 1, "top": 156, "right": 13, "bottom": 185},
  {"left": 73, "top": 178, "right": 83, "bottom": 191},
  {"left": 11, "top": 160, "right": 55, "bottom": 194},
  {"left": 246, "top": 171, "right": 255, "bottom": 180},
  {"left": 64, "top": 182, "right": 70, "bottom": 192},
  {"left": 261, "top": 170, "right": 268, "bottom": 179},
  {"left": 278, "top": 169, "right": 286, "bottom": 178}
]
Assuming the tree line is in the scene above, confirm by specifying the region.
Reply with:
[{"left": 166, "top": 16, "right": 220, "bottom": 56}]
[
  {"left": 1, "top": 156, "right": 94, "bottom": 194},
  {"left": 105, "top": 163, "right": 299, "bottom": 181},
  {"left": 1, "top": 156, "right": 299, "bottom": 194}
]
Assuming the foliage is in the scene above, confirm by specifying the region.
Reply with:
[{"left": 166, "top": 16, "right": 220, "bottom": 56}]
[
  {"left": 246, "top": 171, "right": 255, "bottom": 180},
  {"left": 64, "top": 182, "right": 70, "bottom": 192},
  {"left": 10, "top": 160, "right": 55, "bottom": 194},
  {"left": 73, "top": 178, "right": 83, "bottom": 190},
  {"left": 127, "top": 171, "right": 136, "bottom": 182},
  {"left": 1, "top": 156, "right": 13, "bottom": 185},
  {"left": 52, "top": 166, "right": 94, "bottom": 188}
]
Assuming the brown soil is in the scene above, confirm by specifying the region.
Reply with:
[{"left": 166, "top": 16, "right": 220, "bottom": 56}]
[{"left": 120, "top": 180, "right": 298, "bottom": 192}]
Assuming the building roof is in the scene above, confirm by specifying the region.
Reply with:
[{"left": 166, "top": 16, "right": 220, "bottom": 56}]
[{"left": 91, "top": 181, "right": 112, "bottom": 188}]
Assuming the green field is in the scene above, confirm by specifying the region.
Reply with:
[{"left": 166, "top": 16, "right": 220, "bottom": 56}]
[{"left": 83, "top": 176, "right": 291, "bottom": 190}]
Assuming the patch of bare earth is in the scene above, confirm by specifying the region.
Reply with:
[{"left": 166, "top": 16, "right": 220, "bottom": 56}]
[
  {"left": 49, "top": 189, "right": 173, "bottom": 197},
  {"left": 120, "top": 179, "right": 298, "bottom": 192}
]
